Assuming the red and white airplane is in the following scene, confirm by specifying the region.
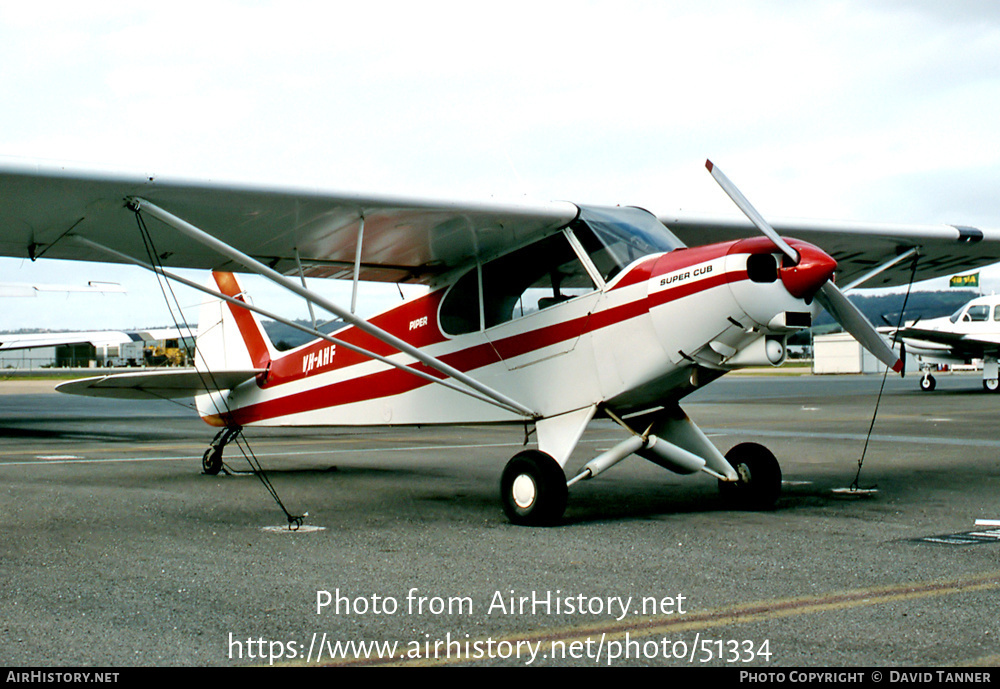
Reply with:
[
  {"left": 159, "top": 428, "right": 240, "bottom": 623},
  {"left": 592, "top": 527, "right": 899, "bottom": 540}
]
[{"left": 2, "top": 158, "right": 1000, "bottom": 525}]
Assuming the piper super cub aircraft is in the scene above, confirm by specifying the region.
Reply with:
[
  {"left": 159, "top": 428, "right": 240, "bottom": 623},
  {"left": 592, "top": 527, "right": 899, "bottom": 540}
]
[
  {"left": 2, "top": 158, "right": 1000, "bottom": 525},
  {"left": 892, "top": 293, "right": 1000, "bottom": 393}
]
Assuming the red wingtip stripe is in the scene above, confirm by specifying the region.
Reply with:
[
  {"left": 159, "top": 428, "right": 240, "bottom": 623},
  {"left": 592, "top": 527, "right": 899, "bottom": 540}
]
[
  {"left": 705, "top": 159, "right": 714, "bottom": 172},
  {"left": 892, "top": 359, "right": 904, "bottom": 373}
]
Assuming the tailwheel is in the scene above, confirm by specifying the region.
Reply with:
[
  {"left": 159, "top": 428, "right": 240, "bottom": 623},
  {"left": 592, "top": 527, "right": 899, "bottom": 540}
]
[
  {"left": 984, "top": 378, "right": 1000, "bottom": 392},
  {"left": 920, "top": 374, "right": 936, "bottom": 392},
  {"left": 202, "top": 447, "right": 223, "bottom": 475},
  {"left": 202, "top": 426, "right": 241, "bottom": 475},
  {"left": 500, "top": 450, "right": 567, "bottom": 526},
  {"left": 719, "top": 442, "right": 781, "bottom": 510}
]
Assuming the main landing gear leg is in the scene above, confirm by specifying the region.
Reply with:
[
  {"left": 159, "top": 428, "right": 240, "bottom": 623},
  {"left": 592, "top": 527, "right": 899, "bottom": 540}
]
[
  {"left": 983, "top": 356, "right": 999, "bottom": 392},
  {"left": 202, "top": 426, "right": 242, "bottom": 475}
]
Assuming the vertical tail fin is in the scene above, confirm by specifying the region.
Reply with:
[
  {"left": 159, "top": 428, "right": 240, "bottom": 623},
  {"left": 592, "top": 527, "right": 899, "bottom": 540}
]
[{"left": 195, "top": 271, "right": 276, "bottom": 373}]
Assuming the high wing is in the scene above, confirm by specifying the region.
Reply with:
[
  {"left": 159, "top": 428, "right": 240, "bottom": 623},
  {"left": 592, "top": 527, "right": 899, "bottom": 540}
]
[
  {"left": 0, "top": 158, "right": 576, "bottom": 285},
  {"left": 3, "top": 159, "right": 999, "bottom": 290},
  {"left": 661, "top": 213, "right": 1000, "bottom": 288}
]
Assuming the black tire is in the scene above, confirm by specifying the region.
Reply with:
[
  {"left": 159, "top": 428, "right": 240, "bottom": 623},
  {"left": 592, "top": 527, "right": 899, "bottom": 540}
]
[
  {"left": 920, "top": 375, "right": 936, "bottom": 392},
  {"left": 500, "top": 450, "right": 567, "bottom": 526},
  {"left": 719, "top": 442, "right": 781, "bottom": 510},
  {"left": 202, "top": 447, "right": 223, "bottom": 475}
]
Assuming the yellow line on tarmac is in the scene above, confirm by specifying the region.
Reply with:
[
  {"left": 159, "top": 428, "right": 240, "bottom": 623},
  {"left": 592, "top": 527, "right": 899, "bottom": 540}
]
[{"left": 321, "top": 569, "right": 1000, "bottom": 667}]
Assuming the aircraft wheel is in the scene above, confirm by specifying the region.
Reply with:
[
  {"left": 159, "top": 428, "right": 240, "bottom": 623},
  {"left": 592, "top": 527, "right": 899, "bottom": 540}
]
[
  {"left": 202, "top": 447, "right": 223, "bottom": 475},
  {"left": 985, "top": 378, "right": 1000, "bottom": 392},
  {"left": 920, "top": 375, "right": 936, "bottom": 392},
  {"left": 719, "top": 442, "right": 781, "bottom": 510},
  {"left": 500, "top": 450, "right": 567, "bottom": 526}
]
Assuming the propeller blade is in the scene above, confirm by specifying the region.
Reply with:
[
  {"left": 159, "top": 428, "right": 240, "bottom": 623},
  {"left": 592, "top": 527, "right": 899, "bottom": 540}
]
[
  {"left": 706, "top": 160, "right": 902, "bottom": 376},
  {"left": 816, "top": 281, "right": 903, "bottom": 374},
  {"left": 899, "top": 341, "right": 906, "bottom": 378},
  {"left": 706, "top": 160, "right": 800, "bottom": 264}
]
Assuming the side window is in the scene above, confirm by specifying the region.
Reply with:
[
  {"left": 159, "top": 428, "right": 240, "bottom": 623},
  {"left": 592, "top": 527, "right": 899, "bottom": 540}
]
[
  {"left": 965, "top": 305, "right": 989, "bottom": 322},
  {"left": 481, "top": 233, "right": 596, "bottom": 329},
  {"left": 439, "top": 268, "right": 480, "bottom": 336}
]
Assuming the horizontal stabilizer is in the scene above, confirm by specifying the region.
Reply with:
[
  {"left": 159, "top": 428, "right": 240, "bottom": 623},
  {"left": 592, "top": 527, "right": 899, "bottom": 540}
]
[{"left": 55, "top": 369, "right": 262, "bottom": 400}]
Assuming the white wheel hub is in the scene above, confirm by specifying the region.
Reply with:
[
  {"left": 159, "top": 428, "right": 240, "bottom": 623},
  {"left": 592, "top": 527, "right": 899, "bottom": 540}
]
[
  {"left": 511, "top": 474, "right": 537, "bottom": 509},
  {"left": 737, "top": 463, "right": 752, "bottom": 483}
]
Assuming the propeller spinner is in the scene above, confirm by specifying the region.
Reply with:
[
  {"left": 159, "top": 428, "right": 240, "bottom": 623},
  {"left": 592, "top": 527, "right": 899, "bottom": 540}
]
[{"left": 706, "top": 160, "right": 903, "bottom": 374}]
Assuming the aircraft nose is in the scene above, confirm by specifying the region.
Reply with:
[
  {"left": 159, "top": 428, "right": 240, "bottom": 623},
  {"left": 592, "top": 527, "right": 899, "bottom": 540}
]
[{"left": 779, "top": 243, "right": 837, "bottom": 299}]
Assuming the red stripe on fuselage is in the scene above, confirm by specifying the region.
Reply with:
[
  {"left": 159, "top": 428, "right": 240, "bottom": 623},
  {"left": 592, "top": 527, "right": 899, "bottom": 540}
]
[
  {"left": 260, "top": 290, "right": 454, "bottom": 387},
  {"left": 205, "top": 243, "right": 747, "bottom": 426}
]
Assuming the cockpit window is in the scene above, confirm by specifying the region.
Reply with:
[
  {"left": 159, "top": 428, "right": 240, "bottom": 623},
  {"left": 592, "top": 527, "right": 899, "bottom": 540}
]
[
  {"left": 439, "top": 267, "right": 480, "bottom": 335},
  {"left": 439, "top": 232, "right": 597, "bottom": 336},
  {"left": 964, "top": 305, "right": 989, "bottom": 322},
  {"left": 481, "top": 233, "right": 595, "bottom": 329},
  {"left": 570, "top": 205, "right": 685, "bottom": 282}
]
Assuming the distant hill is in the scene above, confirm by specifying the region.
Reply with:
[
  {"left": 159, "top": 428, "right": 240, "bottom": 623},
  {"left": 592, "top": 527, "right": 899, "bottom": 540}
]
[{"left": 814, "top": 289, "right": 979, "bottom": 331}]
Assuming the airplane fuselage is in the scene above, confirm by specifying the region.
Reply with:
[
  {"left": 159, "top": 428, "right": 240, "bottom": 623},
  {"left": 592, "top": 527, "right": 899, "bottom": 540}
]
[{"left": 196, "top": 234, "right": 829, "bottom": 429}]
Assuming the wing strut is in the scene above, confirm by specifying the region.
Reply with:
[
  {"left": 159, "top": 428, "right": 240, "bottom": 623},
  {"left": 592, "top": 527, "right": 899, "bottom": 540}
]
[
  {"left": 351, "top": 216, "right": 365, "bottom": 314},
  {"left": 71, "top": 235, "right": 531, "bottom": 416},
  {"left": 293, "top": 247, "right": 318, "bottom": 330},
  {"left": 841, "top": 247, "right": 920, "bottom": 291},
  {"left": 122, "top": 198, "right": 537, "bottom": 418}
]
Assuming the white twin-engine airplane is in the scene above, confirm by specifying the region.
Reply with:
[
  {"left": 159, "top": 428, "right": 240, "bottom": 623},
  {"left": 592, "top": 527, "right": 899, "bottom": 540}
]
[
  {"left": 892, "top": 293, "right": 1000, "bottom": 393},
  {"left": 3, "top": 158, "right": 1000, "bottom": 525}
]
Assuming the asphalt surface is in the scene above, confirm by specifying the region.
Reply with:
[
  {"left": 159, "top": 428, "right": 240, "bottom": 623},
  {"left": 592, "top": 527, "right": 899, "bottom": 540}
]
[{"left": 1, "top": 372, "right": 998, "bottom": 667}]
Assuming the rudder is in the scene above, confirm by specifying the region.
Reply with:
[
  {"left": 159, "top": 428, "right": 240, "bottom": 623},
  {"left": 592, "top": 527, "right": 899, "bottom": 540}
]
[{"left": 194, "top": 271, "right": 275, "bottom": 374}]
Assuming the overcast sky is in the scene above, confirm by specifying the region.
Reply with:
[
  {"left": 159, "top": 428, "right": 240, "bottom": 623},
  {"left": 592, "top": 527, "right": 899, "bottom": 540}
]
[{"left": 3, "top": 1, "right": 1000, "bottom": 330}]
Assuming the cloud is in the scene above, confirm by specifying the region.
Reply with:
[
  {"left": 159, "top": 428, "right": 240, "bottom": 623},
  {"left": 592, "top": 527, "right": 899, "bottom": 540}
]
[{"left": 2, "top": 1, "right": 1000, "bottom": 328}]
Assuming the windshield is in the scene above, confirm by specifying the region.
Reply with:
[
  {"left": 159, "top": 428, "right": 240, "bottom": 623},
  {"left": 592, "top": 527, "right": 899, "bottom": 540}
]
[{"left": 571, "top": 205, "right": 685, "bottom": 282}]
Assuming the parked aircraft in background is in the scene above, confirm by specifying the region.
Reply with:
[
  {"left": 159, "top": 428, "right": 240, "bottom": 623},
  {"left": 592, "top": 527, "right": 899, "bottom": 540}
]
[
  {"left": 0, "top": 280, "right": 124, "bottom": 298},
  {"left": 892, "top": 293, "right": 1000, "bottom": 392},
  {"left": 2, "top": 157, "right": 999, "bottom": 524}
]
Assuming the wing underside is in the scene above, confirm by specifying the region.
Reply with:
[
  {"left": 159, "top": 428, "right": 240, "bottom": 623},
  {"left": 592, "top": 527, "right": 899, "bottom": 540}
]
[
  {"left": 661, "top": 213, "right": 1000, "bottom": 288},
  {"left": 2, "top": 159, "right": 1000, "bottom": 291},
  {"left": 0, "top": 159, "right": 577, "bottom": 286}
]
